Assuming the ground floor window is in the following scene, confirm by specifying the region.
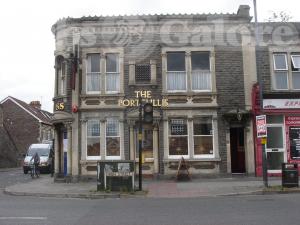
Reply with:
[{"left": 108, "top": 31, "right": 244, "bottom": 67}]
[
  {"left": 168, "top": 118, "right": 188, "bottom": 157},
  {"left": 193, "top": 117, "right": 214, "bottom": 157},
  {"left": 87, "top": 120, "right": 101, "bottom": 159},
  {"left": 106, "top": 118, "right": 120, "bottom": 158}
]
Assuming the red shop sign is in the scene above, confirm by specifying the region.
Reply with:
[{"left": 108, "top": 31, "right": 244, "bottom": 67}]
[{"left": 285, "top": 116, "right": 300, "bottom": 126}]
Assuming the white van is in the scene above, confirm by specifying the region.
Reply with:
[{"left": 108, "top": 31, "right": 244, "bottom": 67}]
[{"left": 23, "top": 143, "right": 53, "bottom": 174}]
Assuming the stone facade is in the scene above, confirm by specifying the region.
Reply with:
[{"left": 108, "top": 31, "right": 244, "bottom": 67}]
[{"left": 51, "top": 5, "right": 259, "bottom": 180}]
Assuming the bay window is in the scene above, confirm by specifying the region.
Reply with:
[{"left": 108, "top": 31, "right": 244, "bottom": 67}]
[
  {"left": 87, "top": 120, "right": 101, "bottom": 159},
  {"left": 168, "top": 118, "right": 188, "bottom": 157},
  {"left": 193, "top": 117, "right": 214, "bottom": 157},
  {"left": 86, "top": 54, "right": 101, "bottom": 93},
  {"left": 106, "top": 118, "right": 120, "bottom": 158}
]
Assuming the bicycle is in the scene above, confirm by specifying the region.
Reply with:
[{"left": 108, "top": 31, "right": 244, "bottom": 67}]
[{"left": 30, "top": 162, "right": 40, "bottom": 178}]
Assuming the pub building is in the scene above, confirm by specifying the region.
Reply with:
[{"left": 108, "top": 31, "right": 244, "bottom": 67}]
[{"left": 51, "top": 5, "right": 259, "bottom": 181}]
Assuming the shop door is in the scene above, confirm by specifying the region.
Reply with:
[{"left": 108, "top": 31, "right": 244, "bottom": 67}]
[
  {"left": 230, "top": 127, "right": 246, "bottom": 173},
  {"left": 266, "top": 124, "right": 285, "bottom": 172}
]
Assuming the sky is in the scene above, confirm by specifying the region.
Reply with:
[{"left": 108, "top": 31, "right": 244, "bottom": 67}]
[{"left": 0, "top": 0, "right": 299, "bottom": 112}]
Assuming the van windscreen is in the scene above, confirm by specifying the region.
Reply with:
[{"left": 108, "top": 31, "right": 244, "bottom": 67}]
[{"left": 27, "top": 148, "right": 49, "bottom": 156}]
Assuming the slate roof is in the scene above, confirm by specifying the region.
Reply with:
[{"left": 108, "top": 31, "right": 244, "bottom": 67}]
[{"left": 0, "top": 96, "right": 53, "bottom": 125}]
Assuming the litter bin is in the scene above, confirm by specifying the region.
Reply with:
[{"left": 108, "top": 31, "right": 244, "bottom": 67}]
[{"left": 282, "top": 163, "right": 299, "bottom": 188}]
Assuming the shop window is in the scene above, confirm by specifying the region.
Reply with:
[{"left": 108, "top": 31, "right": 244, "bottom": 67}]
[
  {"left": 166, "top": 52, "right": 186, "bottom": 91},
  {"left": 86, "top": 54, "right": 101, "bottom": 93},
  {"left": 105, "top": 53, "right": 120, "bottom": 93},
  {"left": 168, "top": 119, "right": 188, "bottom": 157},
  {"left": 106, "top": 118, "right": 120, "bottom": 158},
  {"left": 87, "top": 120, "right": 101, "bottom": 159},
  {"left": 193, "top": 117, "right": 214, "bottom": 157},
  {"left": 191, "top": 52, "right": 211, "bottom": 91}
]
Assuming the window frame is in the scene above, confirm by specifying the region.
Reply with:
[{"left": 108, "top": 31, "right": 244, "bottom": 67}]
[
  {"left": 271, "top": 52, "right": 300, "bottom": 91},
  {"left": 105, "top": 53, "right": 120, "bottom": 94},
  {"left": 192, "top": 118, "right": 215, "bottom": 158},
  {"left": 191, "top": 51, "right": 212, "bottom": 92},
  {"left": 86, "top": 53, "right": 101, "bottom": 94},
  {"left": 105, "top": 118, "right": 121, "bottom": 160},
  {"left": 166, "top": 51, "right": 187, "bottom": 92},
  {"left": 86, "top": 119, "right": 101, "bottom": 160},
  {"left": 168, "top": 118, "right": 189, "bottom": 159}
]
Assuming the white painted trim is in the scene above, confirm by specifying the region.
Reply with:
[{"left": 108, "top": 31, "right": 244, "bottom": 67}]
[{"left": 0, "top": 97, "right": 42, "bottom": 123}]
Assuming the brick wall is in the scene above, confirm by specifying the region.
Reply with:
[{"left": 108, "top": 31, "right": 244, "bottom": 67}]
[{"left": 2, "top": 100, "right": 40, "bottom": 156}]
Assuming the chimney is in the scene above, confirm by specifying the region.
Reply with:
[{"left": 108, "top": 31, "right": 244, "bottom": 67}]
[
  {"left": 29, "top": 101, "right": 41, "bottom": 110},
  {"left": 237, "top": 5, "right": 250, "bottom": 18}
]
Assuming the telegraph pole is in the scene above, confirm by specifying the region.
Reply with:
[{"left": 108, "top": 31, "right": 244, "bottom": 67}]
[
  {"left": 253, "top": 0, "right": 268, "bottom": 187},
  {"left": 138, "top": 97, "right": 143, "bottom": 191}
]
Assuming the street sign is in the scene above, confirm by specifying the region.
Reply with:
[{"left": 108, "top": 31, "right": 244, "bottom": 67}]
[{"left": 256, "top": 115, "right": 267, "bottom": 138}]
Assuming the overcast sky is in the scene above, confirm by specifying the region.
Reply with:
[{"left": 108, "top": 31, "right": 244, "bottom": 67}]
[{"left": 0, "top": 0, "right": 299, "bottom": 112}]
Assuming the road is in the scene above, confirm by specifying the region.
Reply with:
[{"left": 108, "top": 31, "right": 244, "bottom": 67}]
[
  {"left": 0, "top": 168, "right": 33, "bottom": 190},
  {"left": 1, "top": 168, "right": 300, "bottom": 225}
]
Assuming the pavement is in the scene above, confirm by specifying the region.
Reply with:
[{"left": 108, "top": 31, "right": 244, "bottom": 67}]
[{"left": 4, "top": 173, "right": 297, "bottom": 199}]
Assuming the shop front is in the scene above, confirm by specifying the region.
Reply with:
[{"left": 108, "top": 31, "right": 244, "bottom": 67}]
[{"left": 254, "top": 98, "right": 300, "bottom": 176}]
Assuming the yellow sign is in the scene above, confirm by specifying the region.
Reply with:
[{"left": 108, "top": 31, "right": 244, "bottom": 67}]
[
  {"left": 55, "top": 102, "right": 65, "bottom": 111},
  {"left": 118, "top": 91, "right": 168, "bottom": 107},
  {"left": 261, "top": 137, "right": 267, "bottom": 145}
]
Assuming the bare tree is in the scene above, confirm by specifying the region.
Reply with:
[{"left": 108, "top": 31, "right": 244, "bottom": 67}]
[{"left": 266, "top": 11, "right": 293, "bottom": 22}]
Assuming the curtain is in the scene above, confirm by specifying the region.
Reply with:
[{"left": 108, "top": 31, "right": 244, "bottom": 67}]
[
  {"left": 192, "top": 71, "right": 211, "bottom": 90},
  {"left": 87, "top": 73, "right": 100, "bottom": 92},
  {"left": 106, "top": 73, "right": 120, "bottom": 92},
  {"left": 275, "top": 72, "right": 288, "bottom": 89},
  {"left": 167, "top": 72, "right": 186, "bottom": 91}
]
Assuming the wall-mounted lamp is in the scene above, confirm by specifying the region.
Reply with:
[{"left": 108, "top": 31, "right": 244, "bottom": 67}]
[{"left": 237, "top": 108, "right": 242, "bottom": 121}]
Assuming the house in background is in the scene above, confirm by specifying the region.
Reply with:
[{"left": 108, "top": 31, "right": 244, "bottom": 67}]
[
  {"left": 0, "top": 96, "right": 54, "bottom": 167},
  {"left": 0, "top": 104, "right": 18, "bottom": 168}
]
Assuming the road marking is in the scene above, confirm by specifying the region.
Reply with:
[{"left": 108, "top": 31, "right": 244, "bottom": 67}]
[{"left": 0, "top": 217, "right": 47, "bottom": 220}]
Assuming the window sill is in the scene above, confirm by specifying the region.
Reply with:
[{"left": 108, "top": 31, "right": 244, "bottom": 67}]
[
  {"left": 80, "top": 93, "right": 125, "bottom": 98},
  {"left": 163, "top": 158, "right": 221, "bottom": 163},
  {"left": 129, "top": 83, "right": 158, "bottom": 88},
  {"left": 162, "top": 92, "right": 217, "bottom": 96}
]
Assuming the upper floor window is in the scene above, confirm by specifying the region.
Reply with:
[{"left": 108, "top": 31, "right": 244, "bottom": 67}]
[
  {"left": 273, "top": 53, "right": 300, "bottom": 90},
  {"left": 86, "top": 54, "right": 101, "bottom": 93},
  {"left": 58, "top": 60, "right": 66, "bottom": 95},
  {"left": 105, "top": 53, "right": 120, "bottom": 93},
  {"left": 191, "top": 52, "right": 211, "bottom": 91},
  {"left": 165, "top": 50, "right": 213, "bottom": 93},
  {"left": 167, "top": 52, "right": 186, "bottom": 91}
]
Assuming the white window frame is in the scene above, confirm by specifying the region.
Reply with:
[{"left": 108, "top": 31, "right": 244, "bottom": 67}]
[
  {"left": 166, "top": 52, "right": 187, "bottom": 92},
  {"left": 291, "top": 55, "right": 300, "bottom": 69},
  {"left": 193, "top": 118, "right": 215, "bottom": 158},
  {"left": 86, "top": 54, "right": 101, "bottom": 94},
  {"left": 59, "top": 61, "right": 66, "bottom": 96},
  {"left": 273, "top": 54, "right": 288, "bottom": 70},
  {"left": 265, "top": 117, "right": 286, "bottom": 173},
  {"left": 105, "top": 118, "right": 121, "bottom": 160},
  {"left": 272, "top": 53, "right": 289, "bottom": 90},
  {"left": 105, "top": 53, "right": 120, "bottom": 94},
  {"left": 168, "top": 118, "right": 189, "bottom": 159},
  {"left": 191, "top": 51, "right": 212, "bottom": 92},
  {"left": 86, "top": 119, "right": 101, "bottom": 160}
]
